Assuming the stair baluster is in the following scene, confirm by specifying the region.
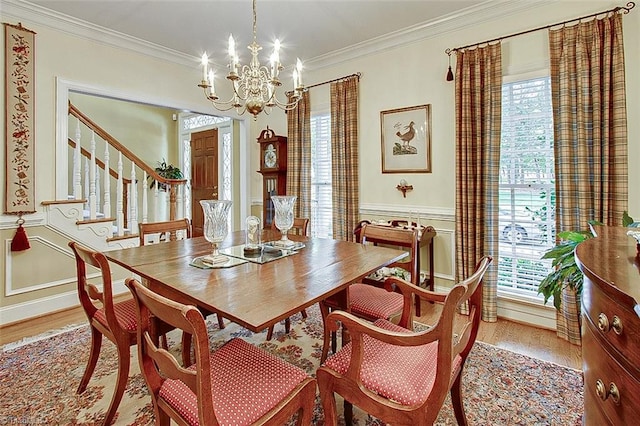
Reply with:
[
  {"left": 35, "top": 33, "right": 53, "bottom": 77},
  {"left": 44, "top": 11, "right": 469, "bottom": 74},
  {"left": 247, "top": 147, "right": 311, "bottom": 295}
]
[
  {"left": 73, "top": 118, "right": 82, "bottom": 200},
  {"left": 116, "top": 152, "right": 125, "bottom": 237},
  {"left": 89, "top": 131, "right": 97, "bottom": 220},
  {"left": 103, "top": 142, "right": 111, "bottom": 218},
  {"left": 129, "top": 160, "right": 138, "bottom": 236},
  {"left": 142, "top": 170, "right": 148, "bottom": 224}
]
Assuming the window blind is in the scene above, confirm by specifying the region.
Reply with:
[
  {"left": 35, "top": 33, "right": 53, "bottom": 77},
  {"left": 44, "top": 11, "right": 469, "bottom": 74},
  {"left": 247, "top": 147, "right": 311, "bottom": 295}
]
[
  {"left": 311, "top": 113, "right": 333, "bottom": 238},
  {"left": 498, "top": 76, "right": 556, "bottom": 297}
]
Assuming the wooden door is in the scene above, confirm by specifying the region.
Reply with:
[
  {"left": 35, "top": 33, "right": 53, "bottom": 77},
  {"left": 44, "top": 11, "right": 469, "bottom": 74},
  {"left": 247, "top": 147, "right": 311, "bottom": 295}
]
[{"left": 191, "top": 128, "right": 218, "bottom": 237}]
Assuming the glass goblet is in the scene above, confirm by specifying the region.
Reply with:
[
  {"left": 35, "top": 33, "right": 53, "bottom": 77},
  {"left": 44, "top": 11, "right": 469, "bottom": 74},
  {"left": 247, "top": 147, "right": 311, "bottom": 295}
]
[
  {"left": 200, "top": 199, "right": 232, "bottom": 264},
  {"left": 272, "top": 195, "right": 296, "bottom": 247}
]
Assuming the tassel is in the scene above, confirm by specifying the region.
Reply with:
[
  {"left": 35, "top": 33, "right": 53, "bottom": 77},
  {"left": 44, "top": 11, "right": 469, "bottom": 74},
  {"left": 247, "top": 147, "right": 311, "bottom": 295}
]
[
  {"left": 11, "top": 218, "right": 30, "bottom": 252},
  {"left": 446, "top": 49, "right": 454, "bottom": 81}
]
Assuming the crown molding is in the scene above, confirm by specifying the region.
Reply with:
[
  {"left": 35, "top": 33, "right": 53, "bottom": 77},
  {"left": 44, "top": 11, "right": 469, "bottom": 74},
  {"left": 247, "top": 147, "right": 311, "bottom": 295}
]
[
  {"left": 305, "top": 0, "right": 555, "bottom": 70},
  {"left": 2, "top": 0, "right": 199, "bottom": 68},
  {"left": 4, "top": 0, "right": 554, "bottom": 72}
]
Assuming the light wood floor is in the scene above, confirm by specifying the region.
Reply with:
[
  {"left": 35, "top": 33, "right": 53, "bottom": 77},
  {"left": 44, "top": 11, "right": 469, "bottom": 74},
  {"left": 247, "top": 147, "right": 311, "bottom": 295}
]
[{"left": 0, "top": 296, "right": 582, "bottom": 370}]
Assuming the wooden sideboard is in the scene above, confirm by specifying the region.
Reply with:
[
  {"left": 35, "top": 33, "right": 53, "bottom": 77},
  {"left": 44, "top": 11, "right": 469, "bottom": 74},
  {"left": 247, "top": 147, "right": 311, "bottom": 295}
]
[{"left": 575, "top": 226, "right": 640, "bottom": 425}]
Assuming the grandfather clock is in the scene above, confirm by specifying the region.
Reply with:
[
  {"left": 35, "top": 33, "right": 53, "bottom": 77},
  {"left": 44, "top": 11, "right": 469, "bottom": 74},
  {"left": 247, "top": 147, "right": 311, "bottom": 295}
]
[{"left": 257, "top": 127, "right": 287, "bottom": 226}]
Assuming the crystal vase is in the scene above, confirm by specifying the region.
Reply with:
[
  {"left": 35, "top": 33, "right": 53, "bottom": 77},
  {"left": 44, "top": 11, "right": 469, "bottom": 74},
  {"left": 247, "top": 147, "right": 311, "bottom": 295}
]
[
  {"left": 272, "top": 195, "right": 296, "bottom": 247},
  {"left": 200, "top": 199, "right": 232, "bottom": 264}
]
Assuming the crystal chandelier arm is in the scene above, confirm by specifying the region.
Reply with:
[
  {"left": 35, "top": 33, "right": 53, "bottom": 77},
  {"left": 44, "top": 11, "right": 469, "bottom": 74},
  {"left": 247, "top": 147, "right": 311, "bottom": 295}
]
[{"left": 270, "top": 91, "right": 305, "bottom": 111}]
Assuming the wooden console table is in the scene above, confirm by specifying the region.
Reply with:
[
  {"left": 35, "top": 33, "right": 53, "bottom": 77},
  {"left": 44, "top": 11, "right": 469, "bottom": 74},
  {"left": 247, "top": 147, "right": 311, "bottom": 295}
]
[{"left": 575, "top": 226, "right": 640, "bottom": 425}]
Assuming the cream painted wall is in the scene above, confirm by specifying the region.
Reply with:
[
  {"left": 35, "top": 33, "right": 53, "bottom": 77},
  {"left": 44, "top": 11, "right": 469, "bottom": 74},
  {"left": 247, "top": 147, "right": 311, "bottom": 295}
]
[
  {"left": 0, "top": 14, "right": 250, "bottom": 324},
  {"left": 253, "top": 0, "right": 640, "bottom": 284},
  {"left": 248, "top": 1, "right": 639, "bottom": 328},
  {"left": 256, "top": 1, "right": 639, "bottom": 216},
  {"left": 1, "top": 0, "right": 638, "bottom": 327},
  {"left": 69, "top": 92, "right": 180, "bottom": 168}
]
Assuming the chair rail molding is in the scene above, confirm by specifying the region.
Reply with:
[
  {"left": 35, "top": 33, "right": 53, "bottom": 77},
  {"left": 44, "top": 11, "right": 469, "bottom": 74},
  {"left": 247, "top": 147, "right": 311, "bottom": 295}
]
[
  {"left": 359, "top": 204, "right": 455, "bottom": 222},
  {"left": 0, "top": 213, "right": 46, "bottom": 229}
]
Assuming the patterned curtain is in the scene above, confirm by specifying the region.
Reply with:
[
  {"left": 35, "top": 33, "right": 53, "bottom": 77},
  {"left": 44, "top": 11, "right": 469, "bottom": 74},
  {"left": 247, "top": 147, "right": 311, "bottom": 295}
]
[
  {"left": 549, "top": 13, "right": 628, "bottom": 344},
  {"left": 286, "top": 91, "right": 312, "bottom": 220},
  {"left": 330, "top": 76, "right": 360, "bottom": 241},
  {"left": 454, "top": 44, "right": 501, "bottom": 322}
]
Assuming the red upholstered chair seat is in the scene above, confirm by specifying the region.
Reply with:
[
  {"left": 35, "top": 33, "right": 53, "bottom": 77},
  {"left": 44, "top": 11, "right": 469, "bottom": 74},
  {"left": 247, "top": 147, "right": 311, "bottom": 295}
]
[
  {"left": 94, "top": 298, "right": 138, "bottom": 332},
  {"left": 160, "top": 338, "right": 309, "bottom": 426},
  {"left": 349, "top": 283, "right": 405, "bottom": 320},
  {"left": 324, "top": 319, "right": 462, "bottom": 406}
]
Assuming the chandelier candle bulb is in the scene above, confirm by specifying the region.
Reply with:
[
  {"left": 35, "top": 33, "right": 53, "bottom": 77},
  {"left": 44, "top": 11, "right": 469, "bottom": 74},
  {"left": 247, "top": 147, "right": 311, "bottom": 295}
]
[
  {"left": 201, "top": 53, "right": 208, "bottom": 82},
  {"left": 228, "top": 34, "right": 235, "bottom": 58},
  {"left": 208, "top": 70, "right": 215, "bottom": 96},
  {"left": 274, "top": 39, "right": 280, "bottom": 67},
  {"left": 296, "top": 58, "right": 303, "bottom": 86}
]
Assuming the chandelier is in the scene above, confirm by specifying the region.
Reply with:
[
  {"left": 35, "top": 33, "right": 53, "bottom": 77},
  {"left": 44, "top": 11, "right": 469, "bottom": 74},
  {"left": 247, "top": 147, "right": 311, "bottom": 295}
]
[{"left": 198, "top": 0, "right": 306, "bottom": 118}]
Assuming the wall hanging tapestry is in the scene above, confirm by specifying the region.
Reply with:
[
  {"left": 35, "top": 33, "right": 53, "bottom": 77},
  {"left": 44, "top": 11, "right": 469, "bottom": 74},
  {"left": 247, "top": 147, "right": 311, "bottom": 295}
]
[{"left": 4, "top": 22, "right": 36, "bottom": 214}]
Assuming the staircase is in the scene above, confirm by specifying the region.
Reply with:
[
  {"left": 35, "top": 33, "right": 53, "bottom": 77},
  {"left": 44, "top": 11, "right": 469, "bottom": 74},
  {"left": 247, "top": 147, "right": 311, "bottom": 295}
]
[{"left": 41, "top": 102, "right": 187, "bottom": 251}]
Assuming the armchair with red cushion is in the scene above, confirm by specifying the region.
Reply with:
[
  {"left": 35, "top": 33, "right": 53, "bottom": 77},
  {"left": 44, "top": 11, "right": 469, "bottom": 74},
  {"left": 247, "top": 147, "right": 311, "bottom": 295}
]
[{"left": 317, "top": 256, "right": 492, "bottom": 425}]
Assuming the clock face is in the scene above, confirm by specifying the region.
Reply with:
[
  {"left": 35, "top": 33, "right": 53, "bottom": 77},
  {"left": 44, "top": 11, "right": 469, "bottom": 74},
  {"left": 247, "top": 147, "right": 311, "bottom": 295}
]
[{"left": 264, "top": 144, "right": 277, "bottom": 168}]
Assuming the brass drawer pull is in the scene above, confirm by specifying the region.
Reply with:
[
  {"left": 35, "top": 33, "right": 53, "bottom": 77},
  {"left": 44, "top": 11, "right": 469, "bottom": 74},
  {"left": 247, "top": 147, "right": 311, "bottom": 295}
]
[
  {"left": 609, "top": 382, "right": 621, "bottom": 405},
  {"left": 596, "top": 379, "right": 608, "bottom": 401},
  {"left": 595, "top": 379, "right": 622, "bottom": 405},
  {"left": 598, "top": 313, "right": 610, "bottom": 332},
  {"left": 611, "top": 315, "right": 623, "bottom": 335}
]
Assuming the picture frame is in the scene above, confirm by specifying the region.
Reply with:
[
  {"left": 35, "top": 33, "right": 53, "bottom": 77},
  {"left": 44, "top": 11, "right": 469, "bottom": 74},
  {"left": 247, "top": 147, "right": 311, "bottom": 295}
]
[{"left": 380, "top": 104, "right": 431, "bottom": 173}]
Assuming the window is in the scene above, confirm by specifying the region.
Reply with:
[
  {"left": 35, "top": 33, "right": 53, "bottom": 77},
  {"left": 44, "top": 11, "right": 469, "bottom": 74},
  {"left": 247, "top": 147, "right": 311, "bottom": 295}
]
[
  {"left": 498, "top": 76, "right": 556, "bottom": 298},
  {"left": 310, "top": 113, "right": 333, "bottom": 238}
]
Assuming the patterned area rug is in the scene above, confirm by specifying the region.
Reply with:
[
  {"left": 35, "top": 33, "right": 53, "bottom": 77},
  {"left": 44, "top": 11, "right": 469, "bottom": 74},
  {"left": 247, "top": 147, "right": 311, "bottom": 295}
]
[{"left": 1, "top": 305, "right": 583, "bottom": 425}]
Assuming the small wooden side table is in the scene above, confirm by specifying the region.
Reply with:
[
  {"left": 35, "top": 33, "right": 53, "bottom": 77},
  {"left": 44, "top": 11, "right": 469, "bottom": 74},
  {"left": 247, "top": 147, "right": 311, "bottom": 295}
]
[
  {"left": 355, "top": 220, "right": 437, "bottom": 316},
  {"left": 389, "top": 220, "right": 437, "bottom": 292}
]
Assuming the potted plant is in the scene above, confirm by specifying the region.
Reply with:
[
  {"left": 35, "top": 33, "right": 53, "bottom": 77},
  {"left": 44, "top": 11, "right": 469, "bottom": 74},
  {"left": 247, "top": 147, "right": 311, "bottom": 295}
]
[
  {"left": 538, "top": 211, "right": 636, "bottom": 310},
  {"left": 148, "top": 158, "right": 183, "bottom": 191}
]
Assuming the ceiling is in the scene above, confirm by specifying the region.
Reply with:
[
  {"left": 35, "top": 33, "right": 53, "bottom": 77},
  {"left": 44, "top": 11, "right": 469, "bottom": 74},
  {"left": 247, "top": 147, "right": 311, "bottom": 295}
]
[{"left": 24, "top": 0, "right": 491, "bottom": 64}]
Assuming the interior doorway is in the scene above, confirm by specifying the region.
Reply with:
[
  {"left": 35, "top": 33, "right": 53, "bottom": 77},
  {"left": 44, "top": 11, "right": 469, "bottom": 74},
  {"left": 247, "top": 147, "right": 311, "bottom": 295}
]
[{"left": 190, "top": 128, "right": 219, "bottom": 237}]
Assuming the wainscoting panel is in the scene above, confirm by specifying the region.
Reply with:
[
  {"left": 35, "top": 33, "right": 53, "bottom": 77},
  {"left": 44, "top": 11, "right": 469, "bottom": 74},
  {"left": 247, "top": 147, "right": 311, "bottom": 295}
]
[{"left": 4, "top": 236, "right": 78, "bottom": 296}]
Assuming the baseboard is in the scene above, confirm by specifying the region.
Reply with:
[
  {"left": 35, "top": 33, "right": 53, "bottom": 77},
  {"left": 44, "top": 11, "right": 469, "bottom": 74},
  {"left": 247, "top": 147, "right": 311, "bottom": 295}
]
[
  {"left": 497, "top": 296, "right": 557, "bottom": 330},
  {"left": 0, "top": 279, "right": 128, "bottom": 326}
]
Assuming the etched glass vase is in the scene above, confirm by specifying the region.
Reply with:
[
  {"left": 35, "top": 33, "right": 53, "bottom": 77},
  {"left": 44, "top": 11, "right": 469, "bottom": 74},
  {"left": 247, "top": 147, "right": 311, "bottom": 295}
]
[
  {"left": 200, "top": 199, "right": 232, "bottom": 264},
  {"left": 272, "top": 195, "right": 296, "bottom": 247}
]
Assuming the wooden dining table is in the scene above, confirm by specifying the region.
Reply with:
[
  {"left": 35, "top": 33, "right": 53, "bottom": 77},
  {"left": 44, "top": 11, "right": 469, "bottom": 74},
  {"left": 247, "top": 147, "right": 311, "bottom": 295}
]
[{"left": 105, "top": 230, "right": 408, "bottom": 333}]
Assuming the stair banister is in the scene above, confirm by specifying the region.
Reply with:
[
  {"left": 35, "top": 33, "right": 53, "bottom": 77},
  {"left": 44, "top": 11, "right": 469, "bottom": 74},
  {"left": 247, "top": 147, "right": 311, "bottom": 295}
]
[{"left": 68, "top": 101, "right": 186, "bottom": 221}]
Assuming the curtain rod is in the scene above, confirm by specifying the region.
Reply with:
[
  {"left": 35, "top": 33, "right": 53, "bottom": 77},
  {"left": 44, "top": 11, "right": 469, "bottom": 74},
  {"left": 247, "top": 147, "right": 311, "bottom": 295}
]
[
  {"left": 305, "top": 72, "right": 361, "bottom": 90},
  {"left": 285, "top": 72, "right": 361, "bottom": 96},
  {"left": 445, "top": 1, "right": 635, "bottom": 55}
]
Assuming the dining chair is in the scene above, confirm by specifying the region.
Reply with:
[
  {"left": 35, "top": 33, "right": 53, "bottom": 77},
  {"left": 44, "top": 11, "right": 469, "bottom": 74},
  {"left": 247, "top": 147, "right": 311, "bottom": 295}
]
[
  {"left": 266, "top": 217, "right": 310, "bottom": 340},
  {"left": 271, "top": 217, "right": 310, "bottom": 236},
  {"left": 139, "top": 218, "right": 226, "bottom": 331},
  {"left": 125, "top": 278, "right": 317, "bottom": 426},
  {"left": 69, "top": 241, "right": 152, "bottom": 425},
  {"left": 138, "top": 218, "right": 191, "bottom": 245},
  {"left": 317, "top": 256, "right": 493, "bottom": 426},
  {"left": 355, "top": 220, "right": 426, "bottom": 312},
  {"left": 321, "top": 223, "right": 420, "bottom": 361}
]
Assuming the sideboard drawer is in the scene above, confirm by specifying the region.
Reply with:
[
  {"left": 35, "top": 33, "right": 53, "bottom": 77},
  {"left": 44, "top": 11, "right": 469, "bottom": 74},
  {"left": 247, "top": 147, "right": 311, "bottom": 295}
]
[
  {"left": 582, "top": 275, "right": 640, "bottom": 372},
  {"left": 582, "top": 322, "right": 640, "bottom": 425}
]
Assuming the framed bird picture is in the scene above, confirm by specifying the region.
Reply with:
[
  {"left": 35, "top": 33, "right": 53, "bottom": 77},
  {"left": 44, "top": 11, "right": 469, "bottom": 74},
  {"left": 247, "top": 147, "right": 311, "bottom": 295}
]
[{"left": 380, "top": 104, "right": 431, "bottom": 173}]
